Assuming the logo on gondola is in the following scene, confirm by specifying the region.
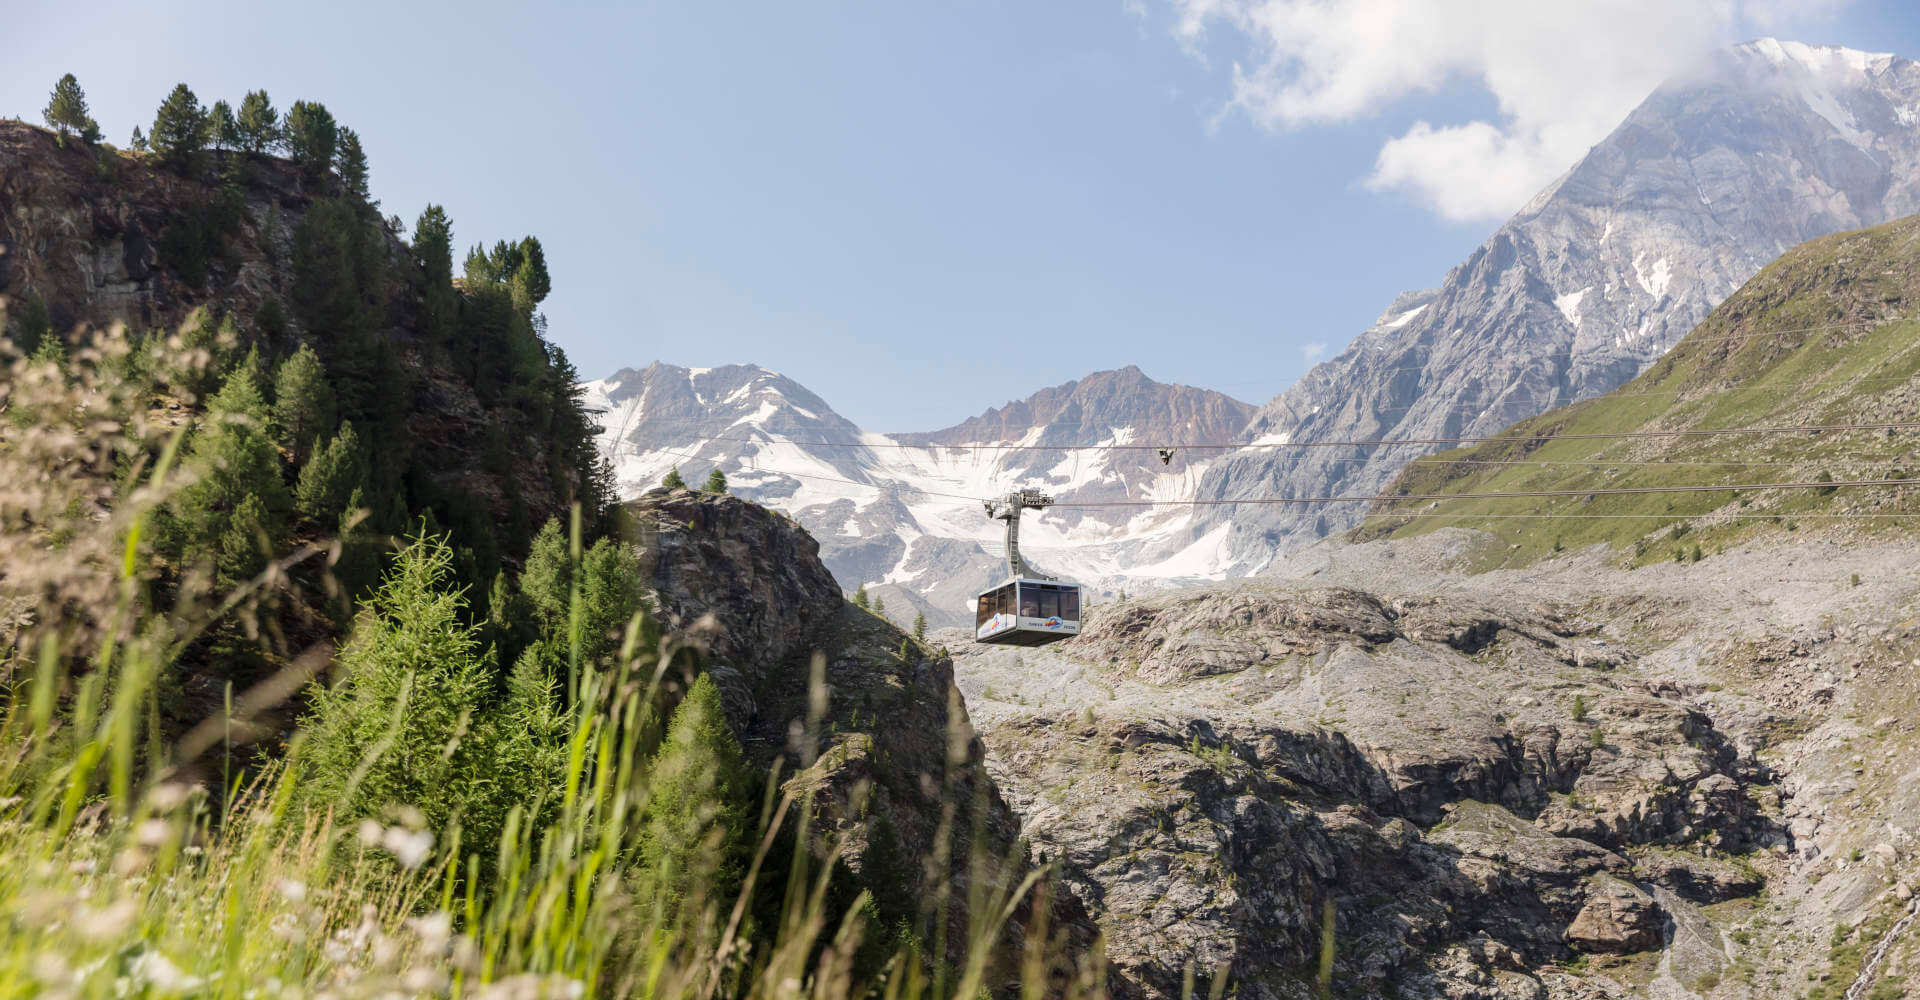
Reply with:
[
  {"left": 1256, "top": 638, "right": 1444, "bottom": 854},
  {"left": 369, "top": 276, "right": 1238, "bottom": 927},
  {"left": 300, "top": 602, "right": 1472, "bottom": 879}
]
[{"left": 1039, "top": 618, "right": 1065, "bottom": 629}]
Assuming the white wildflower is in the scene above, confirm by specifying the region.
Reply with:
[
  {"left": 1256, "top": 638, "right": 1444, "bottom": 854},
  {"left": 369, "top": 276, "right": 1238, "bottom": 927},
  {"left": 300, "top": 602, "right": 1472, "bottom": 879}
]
[
  {"left": 145, "top": 783, "right": 191, "bottom": 812},
  {"left": 77, "top": 899, "right": 137, "bottom": 940},
  {"left": 380, "top": 826, "right": 434, "bottom": 869},
  {"left": 129, "top": 951, "right": 201, "bottom": 992},
  {"left": 408, "top": 911, "right": 452, "bottom": 951}
]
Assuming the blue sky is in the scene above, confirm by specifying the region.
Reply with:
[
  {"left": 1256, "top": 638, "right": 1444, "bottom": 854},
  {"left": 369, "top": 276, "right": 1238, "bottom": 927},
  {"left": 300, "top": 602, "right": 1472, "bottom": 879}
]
[{"left": 10, "top": 1, "right": 1920, "bottom": 429}]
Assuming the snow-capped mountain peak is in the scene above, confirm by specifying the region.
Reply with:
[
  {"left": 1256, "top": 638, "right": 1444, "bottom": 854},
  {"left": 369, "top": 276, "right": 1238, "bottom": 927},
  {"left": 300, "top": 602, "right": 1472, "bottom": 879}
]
[{"left": 590, "top": 364, "right": 1254, "bottom": 627}]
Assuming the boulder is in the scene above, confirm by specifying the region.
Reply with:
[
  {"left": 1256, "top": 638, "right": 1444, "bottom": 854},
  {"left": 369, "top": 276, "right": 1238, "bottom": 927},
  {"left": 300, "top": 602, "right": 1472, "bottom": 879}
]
[{"left": 1564, "top": 877, "right": 1664, "bottom": 953}]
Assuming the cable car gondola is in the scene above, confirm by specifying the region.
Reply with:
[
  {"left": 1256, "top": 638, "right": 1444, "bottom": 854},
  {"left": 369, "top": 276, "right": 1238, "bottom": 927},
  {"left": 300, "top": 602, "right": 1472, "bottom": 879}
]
[{"left": 973, "top": 489, "right": 1085, "bottom": 646}]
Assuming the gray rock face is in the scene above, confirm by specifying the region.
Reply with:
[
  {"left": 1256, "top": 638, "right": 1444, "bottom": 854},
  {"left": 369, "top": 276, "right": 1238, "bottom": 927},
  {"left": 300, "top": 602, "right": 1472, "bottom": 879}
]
[
  {"left": 1563, "top": 877, "right": 1663, "bottom": 954},
  {"left": 1196, "top": 39, "right": 1920, "bottom": 561},
  {"left": 586, "top": 364, "right": 1254, "bottom": 629},
  {"left": 944, "top": 579, "right": 1782, "bottom": 998},
  {"left": 623, "top": 488, "right": 1092, "bottom": 980}
]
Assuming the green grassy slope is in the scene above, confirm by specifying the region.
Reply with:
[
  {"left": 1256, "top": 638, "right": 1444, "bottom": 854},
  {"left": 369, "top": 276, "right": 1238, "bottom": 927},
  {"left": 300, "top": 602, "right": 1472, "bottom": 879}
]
[{"left": 1355, "top": 214, "right": 1920, "bottom": 568}]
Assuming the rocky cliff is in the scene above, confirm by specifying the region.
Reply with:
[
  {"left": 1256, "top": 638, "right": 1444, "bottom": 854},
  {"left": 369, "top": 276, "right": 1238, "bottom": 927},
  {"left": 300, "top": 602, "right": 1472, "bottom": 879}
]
[
  {"left": 1195, "top": 39, "right": 1920, "bottom": 561},
  {"left": 0, "top": 119, "right": 594, "bottom": 552},
  {"left": 622, "top": 487, "right": 1093, "bottom": 980}
]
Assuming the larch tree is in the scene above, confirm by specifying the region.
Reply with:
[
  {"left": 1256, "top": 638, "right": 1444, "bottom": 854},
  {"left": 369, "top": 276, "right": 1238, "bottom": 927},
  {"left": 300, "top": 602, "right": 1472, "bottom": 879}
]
[
  {"left": 509, "top": 235, "right": 551, "bottom": 312},
  {"left": 271, "top": 344, "right": 335, "bottom": 463},
  {"left": 209, "top": 99, "right": 239, "bottom": 151},
  {"left": 336, "top": 126, "right": 370, "bottom": 201},
  {"left": 295, "top": 422, "right": 368, "bottom": 527},
  {"left": 150, "top": 83, "right": 209, "bottom": 171},
  {"left": 661, "top": 466, "right": 687, "bottom": 490},
  {"left": 412, "top": 206, "right": 457, "bottom": 343},
  {"left": 285, "top": 100, "right": 338, "bottom": 183},
  {"left": 167, "top": 358, "right": 290, "bottom": 560},
  {"left": 236, "top": 89, "right": 280, "bottom": 153},
  {"left": 294, "top": 532, "right": 496, "bottom": 837},
  {"left": 702, "top": 468, "right": 728, "bottom": 494},
  {"left": 42, "top": 74, "right": 99, "bottom": 147},
  {"left": 635, "top": 673, "right": 753, "bottom": 920}
]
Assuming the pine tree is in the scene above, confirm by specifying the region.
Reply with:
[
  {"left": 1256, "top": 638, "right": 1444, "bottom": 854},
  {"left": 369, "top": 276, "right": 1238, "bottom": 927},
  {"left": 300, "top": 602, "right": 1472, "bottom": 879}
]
[
  {"left": 208, "top": 99, "right": 239, "bottom": 151},
  {"left": 236, "top": 89, "right": 279, "bottom": 153},
  {"left": 662, "top": 465, "right": 687, "bottom": 490},
  {"left": 412, "top": 206, "right": 456, "bottom": 343},
  {"left": 335, "top": 126, "right": 370, "bottom": 201},
  {"left": 42, "top": 74, "right": 99, "bottom": 148},
  {"left": 853, "top": 584, "right": 869, "bottom": 609},
  {"left": 636, "top": 673, "right": 752, "bottom": 919},
  {"left": 129, "top": 125, "right": 149, "bottom": 152},
  {"left": 285, "top": 100, "right": 338, "bottom": 182},
  {"left": 272, "top": 344, "right": 335, "bottom": 463},
  {"left": 873, "top": 595, "right": 885, "bottom": 614},
  {"left": 913, "top": 611, "right": 926, "bottom": 642},
  {"left": 295, "top": 421, "right": 367, "bottom": 526},
  {"left": 702, "top": 468, "right": 728, "bottom": 494},
  {"left": 150, "top": 83, "right": 209, "bottom": 171}
]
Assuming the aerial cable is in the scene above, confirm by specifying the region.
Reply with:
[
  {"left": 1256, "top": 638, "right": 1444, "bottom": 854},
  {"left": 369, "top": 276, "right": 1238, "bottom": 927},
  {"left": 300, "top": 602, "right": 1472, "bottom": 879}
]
[
  {"left": 1049, "top": 475, "right": 1920, "bottom": 509},
  {"left": 690, "top": 419, "right": 1920, "bottom": 455}
]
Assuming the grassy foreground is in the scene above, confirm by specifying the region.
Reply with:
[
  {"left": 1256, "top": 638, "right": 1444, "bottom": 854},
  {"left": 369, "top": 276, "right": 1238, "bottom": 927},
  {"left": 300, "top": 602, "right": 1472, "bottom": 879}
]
[{"left": 0, "top": 331, "right": 1107, "bottom": 999}]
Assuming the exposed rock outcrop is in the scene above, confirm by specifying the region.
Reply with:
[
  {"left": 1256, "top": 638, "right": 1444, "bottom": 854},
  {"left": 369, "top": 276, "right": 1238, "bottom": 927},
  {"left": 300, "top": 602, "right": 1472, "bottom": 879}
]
[
  {"left": 946, "top": 580, "right": 1788, "bottom": 998},
  {"left": 624, "top": 487, "right": 1092, "bottom": 979}
]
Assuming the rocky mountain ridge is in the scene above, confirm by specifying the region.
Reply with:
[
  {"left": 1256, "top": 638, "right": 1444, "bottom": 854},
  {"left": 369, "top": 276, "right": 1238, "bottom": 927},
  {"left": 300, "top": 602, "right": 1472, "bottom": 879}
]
[
  {"left": 1361, "top": 210, "right": 1920, "bottom": 567},
  {"left": 584, "top": 363, "right": 1255, "bottom": 628},
  {"left": 1192, "top": 38, "right": 1920, "bottom": 563}
]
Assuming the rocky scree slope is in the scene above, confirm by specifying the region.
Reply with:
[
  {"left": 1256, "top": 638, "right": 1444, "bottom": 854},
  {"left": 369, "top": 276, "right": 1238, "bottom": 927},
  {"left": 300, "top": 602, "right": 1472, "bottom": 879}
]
[
  {"left": 585, "top": 364, "right": 1253, "bottom": 629},
  {"left": 622, "top": 487, "right": 1094, "bottom": 980},
  {"left": 943, "top": 575, "right": 1797, "bottom": 1000},
  {"left": 1361, "top": 211, "right": 1920, "bottom": 568},
  {"left": 1196, "top": 39, "right": 1920, "bottom": 562}
]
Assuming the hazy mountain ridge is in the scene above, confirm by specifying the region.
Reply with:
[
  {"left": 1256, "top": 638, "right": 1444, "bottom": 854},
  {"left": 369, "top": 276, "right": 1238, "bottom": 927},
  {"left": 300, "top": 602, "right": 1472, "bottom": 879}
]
[
  {"left": 584, "top": 363, "right": 1255, "bottom": 627},
  {"left": 1193, "top": 38, "right": 1920, "bottom": 563}
]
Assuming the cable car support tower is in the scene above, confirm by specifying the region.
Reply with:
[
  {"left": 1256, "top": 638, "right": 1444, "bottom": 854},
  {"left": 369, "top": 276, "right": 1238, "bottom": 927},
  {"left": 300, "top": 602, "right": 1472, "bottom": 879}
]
[{"left": 985, "top": 488, "right": 1056, "bottom": 581}]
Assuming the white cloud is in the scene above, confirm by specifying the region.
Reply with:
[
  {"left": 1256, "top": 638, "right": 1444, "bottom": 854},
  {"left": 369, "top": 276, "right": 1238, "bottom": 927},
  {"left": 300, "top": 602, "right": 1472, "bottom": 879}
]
[
  {"left": 1168, "top": 0, "right": 1850, "bottom": 222},
  {"left": 1302, "top": 341, "right": 1327, "bottom": 361}
]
